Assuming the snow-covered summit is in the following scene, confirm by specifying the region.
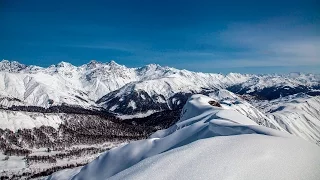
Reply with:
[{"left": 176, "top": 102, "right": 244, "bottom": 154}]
[{"left": 47, "top": 94, "right": 320, "bottom": 180}]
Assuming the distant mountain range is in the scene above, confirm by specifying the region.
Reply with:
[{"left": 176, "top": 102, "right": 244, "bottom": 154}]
[{"left": 1, "top": 59, "right": 319, "bottom": 111}]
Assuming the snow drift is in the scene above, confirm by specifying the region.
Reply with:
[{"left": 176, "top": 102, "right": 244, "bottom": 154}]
[{"left": 47, "top": 94, "right": 320, "bottom": 180}]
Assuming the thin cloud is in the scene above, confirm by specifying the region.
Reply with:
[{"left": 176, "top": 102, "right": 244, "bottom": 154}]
[
  {"left": 214, "top": 19, "right": 320, "bottom": 67},
  {"left": 63, "top": 43, "right": 136, "bottom": 52}
]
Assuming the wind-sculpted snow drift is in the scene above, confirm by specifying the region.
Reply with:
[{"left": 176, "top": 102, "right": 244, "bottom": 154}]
[{"left": 47, "top": 95, "right": 320, "bottom": 180}]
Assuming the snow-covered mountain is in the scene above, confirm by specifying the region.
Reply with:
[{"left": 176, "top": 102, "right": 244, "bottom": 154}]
[{"left": 47, "top": 95, "right": 320, "bottom": 180}]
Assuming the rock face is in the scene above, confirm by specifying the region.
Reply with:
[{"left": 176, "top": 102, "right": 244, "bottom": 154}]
[{"left": 208, "top": 100, "right": 222, "bottom": 107}]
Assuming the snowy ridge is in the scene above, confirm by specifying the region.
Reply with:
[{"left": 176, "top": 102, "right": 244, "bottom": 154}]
[
  {"left": 207, "top": 89, "right": 284, "bottom": 130},
  {"left": 254, "top": 94, "right": 320, "bottom": 145},
  {"left": 47, "top": 94, "right": 320, "bottom": 180}
]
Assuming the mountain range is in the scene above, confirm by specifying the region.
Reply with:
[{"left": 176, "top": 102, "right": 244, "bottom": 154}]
[{"left": 1, "top": 59, "right": 319, "bottom": 110}]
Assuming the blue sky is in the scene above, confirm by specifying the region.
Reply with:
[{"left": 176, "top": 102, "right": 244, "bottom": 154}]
[{"left": 1, "top": 0, "right": 319, "bottom": 74}]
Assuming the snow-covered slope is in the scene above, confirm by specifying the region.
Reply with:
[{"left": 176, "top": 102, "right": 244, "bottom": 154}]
[
  {"left": 253, "top": 93, "right": 320, "bottom": 145},
  {"left": 0, "top": 72, "right": 96, "bottom": 108},
  {"left": 0, "top": 109, "right": 62, "bottom": 131},
  {"left": 47, "top": 94, "right": 320, "bottom": 180}
]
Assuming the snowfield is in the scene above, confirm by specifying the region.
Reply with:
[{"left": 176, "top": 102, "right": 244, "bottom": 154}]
[{"left": 47, "top": 95, "right": 320, "bottom": 180}]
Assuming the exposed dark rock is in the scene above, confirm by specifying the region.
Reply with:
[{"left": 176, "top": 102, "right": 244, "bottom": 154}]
[{"left": 208, "top": 100, "right": 222, "bottom": 107}]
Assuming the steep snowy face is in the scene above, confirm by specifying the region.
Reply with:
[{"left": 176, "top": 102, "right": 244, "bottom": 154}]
[
  {"left": 135, "top": 64, "right": 178, "bottom": 80},
  {"left": 0, "top": 72, "right": 94, "bottom": 108},
  {"left": 47, "top": 94, "right": 320, "bottom": 180},
  {"left": 254, "top": 93, "right": 320, "bottom": 145},
  {"left": 79, "top": 61, "right": 139, "bottom": 100}
]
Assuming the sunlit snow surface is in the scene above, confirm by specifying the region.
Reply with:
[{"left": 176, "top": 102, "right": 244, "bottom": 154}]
[{"left": 47, "top": 94, "right": 320, "bottom": 180}]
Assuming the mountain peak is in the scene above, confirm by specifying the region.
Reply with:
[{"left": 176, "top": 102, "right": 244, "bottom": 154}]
[
  {"left": 146, "top": 63, "right": 161, "bottom": 68},
  {"left": 138, "top": 63, "right": 163, "bottom": 72},
  {"left": 0, "top": 59, "right": 9, "bottom": 63},
  {"left": 108, "top": 60, "right": 118, "bottom": 65},
  {"left": 88, "top": 60, "right": 102, "bottom": 64},
  {"left": 0, "top": 59, "right": 27, "bottom": 72},
  {"left": 107, "top": 60, "right": 124, "bottom": 68},
  {"left": 56, "top": 61, "right": 75, "bottom": 68},
  {"left": 83, "top": 60, "right": 104, "bottom": 69}
]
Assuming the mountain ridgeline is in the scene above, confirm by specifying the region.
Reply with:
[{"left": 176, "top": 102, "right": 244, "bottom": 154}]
[{"left": 1, "top": 60, "right": 319, "bottom": 114}]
